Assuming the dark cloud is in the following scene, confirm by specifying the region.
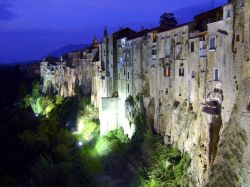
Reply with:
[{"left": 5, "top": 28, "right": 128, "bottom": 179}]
[{"left": 0, "top": 0, "right": 16, "bottom": 21}]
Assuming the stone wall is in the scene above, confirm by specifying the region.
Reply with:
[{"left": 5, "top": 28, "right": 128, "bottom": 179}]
[
  {"left": 40, "top": 44, "right": 100, "bottom": 97},
  {"left": 99, "top": 97, "right": 119, "bottom": 135}
]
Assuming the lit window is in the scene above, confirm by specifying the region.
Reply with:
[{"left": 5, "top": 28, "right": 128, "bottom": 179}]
[
  {"left": 209, "top": 36, "right": 216, "bottom": 50},
  {"left": 164, "top": 66, "right": 170, "bottom": 77},
  {"left": 152, "top": 32, "right": 158, "bottom": 43},
  {"left": 214, "top": 68, "right": 219, "bottom": 81}
]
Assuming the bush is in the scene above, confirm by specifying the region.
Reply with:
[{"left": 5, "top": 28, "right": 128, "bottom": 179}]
[
  {"left": 24, "top": 82, "right": 64, "bottom": 116},
  {"left": 141, "top": 131, "right": 191, "bottom": 186}
]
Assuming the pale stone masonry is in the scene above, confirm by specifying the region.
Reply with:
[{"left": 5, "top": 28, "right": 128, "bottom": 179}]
[
  {"left": 40, "top": 0, "right": 250, "bottom": 186},
  {"left": 40, "top": 38, "right": 100, "bottom": 97}
]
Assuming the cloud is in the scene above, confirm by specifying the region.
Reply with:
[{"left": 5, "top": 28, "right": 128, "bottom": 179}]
[{"left": 0, "top": 0, "right": 16, "bottom": 21}]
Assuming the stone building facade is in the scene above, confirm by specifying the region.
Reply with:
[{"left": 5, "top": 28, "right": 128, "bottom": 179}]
[
  {"left": 40, "top": 38, "right": 100, "bottom": 97},
  {"left": 40, "top": 0, "right": 250, "bottom": 186}
]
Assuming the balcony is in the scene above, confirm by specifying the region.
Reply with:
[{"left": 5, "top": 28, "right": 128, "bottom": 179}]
[
  {"left": 202, "top": 100, "right": 221, "bottom": 115},
  {"left": 199, "top": 41, "right": 207, "bottom": 57},
  {"left": 199, "top": 49, "right": 207, "bottom": 57},
  {"left": 189, "top": 31, "right": 199, "bottom": 38}
]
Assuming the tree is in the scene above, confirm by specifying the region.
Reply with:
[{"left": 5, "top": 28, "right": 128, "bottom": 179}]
[{"left": 159, "top": 13, "right": 178, "bottom": 28}]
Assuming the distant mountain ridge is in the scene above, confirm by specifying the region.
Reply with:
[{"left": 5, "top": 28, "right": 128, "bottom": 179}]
[
  {"left": 0, "top": 44, "right": 89, "bottom": 65},
  {"left": 46, "top": 44, "right": 89, "bottom": 58},
  {"left": 0, "top": 60, "right": 40, "bottom": 66}
]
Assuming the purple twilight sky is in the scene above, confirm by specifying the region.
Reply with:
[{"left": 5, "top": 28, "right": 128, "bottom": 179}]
[{"left": 0, "top": 0, "right": 228, "bottom": 63}]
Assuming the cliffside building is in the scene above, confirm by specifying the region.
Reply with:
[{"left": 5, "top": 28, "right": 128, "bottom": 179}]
[{"left": 40, "top": 0, "right": 250, "bottom": 185}]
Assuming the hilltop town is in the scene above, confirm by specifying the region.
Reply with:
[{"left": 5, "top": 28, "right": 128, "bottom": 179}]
[{"left": 40, "top": 0, "right": 250, "bottom": 186}]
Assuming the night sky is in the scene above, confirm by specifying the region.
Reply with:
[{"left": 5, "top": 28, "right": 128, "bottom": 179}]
[{"left": 0, "top": 0, "right": 227, "bottom": 63}]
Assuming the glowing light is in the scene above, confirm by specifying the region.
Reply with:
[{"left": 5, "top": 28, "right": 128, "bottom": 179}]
[
  {"left": 78, "top": 141, "right": 83, "bottom": 147},
  {"left": 35, "top": 114, "right": 38, "bottom": 117}
]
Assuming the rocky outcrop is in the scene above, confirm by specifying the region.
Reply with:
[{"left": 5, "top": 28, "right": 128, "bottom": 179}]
[{"left": 206, "top": 79, "right": 250, "bottom": 186}]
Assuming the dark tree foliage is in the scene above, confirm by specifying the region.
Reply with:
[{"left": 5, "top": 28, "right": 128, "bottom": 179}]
[
  {"left": 159, "top": 12, "right": 178, "bottom": 28},
  {"left": 0, "top": 67, "right": 191, "bottom": 187}
]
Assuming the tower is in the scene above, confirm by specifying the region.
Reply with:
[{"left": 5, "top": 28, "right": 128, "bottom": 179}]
[
  {"left": 92, "top": 36, "right": 99, "bottom": 48},
  {"left": 104, "top": 27, "right": 108, "bottom": 38}
]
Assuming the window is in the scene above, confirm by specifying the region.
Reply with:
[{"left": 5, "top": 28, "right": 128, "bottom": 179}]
[
  {"left": 192, "top": 71, "right": 196, "bottom": 79},
  {"left": 179, "top": 68, "right": 184, "bottom": 77},
  {"left": 236, "top": 35, "right": 240, "bottom": 42},
  {"left": 164, "top": 66, "right": 170, "bottom": 77},
  {"left": 209, "top": 36, "right": 216, "bottom": 50},
  {"left": 127, "top": 83, "right": 130, "bottom": 93},
  {"left": 152, "top": 49, "right": 157, "bottom": 55},
  {"left": 165, "top": 43, "right": 171, "bottom": 57},
  {"left": 124, "top": 70, "right": 126, "bottom": 75},
  {"left": 152, "top": 49, "right": 157, "bottom": 60},
  {"left": 128, "top": 72, "right": 130, "bottom": 80},
  {"left": 240, "top": 0, "right": 244, "bottom": 8},
  {"left": 152, "top": 32, "right": 158, "bottom": 43},
  {"left": 247, "top": 96, "right": 250, "bottom": 111},
  {"left": 165, "top": 88, "right": 168, "bottom": 95},
  {"left": 214, "top": 68, "right": 219, "bottom": 81},
  {"left": 179, "top": 87, "right": 182, "bottom": 96},
  {"left": 121, "top": 38, "right": 126, "bottom": 47},
  {"left": 226, "top": 9, "right": 231, "bottom": 18},
  {"left": 176, "top": 45, "right": 182, "bottom": 57},
  {"left": 191, "top": 42, "right": 194, "bottom": 53}
]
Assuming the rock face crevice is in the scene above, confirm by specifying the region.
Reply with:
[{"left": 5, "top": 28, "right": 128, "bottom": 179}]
[
  {"left": 208, "top": 116, "right": 222, "bottom": 165},
  {"left": 206, "top": 78, "right": 250, "bottom": 187},
  {"left": 206, "top": 111, "right": 247, "bottom": 187},
  {"left": 147, "top": 98, "right": 155, "bottom": 131}
]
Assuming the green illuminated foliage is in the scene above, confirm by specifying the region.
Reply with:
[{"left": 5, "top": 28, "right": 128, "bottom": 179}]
[
  {"left": 94, "top": 137, "right": 113, "bottom": 156},
  {"left": 140, "top": 131, "right": 191, "bottom": 187},
  {"left": 77, "top": 102, "right": 99, "bottom": 141},
  {"left": 9, "top": 92, "right": 192, "bottom": 186},
  {"left": 24, "top": 82, "right": 64, "bottom": 116}
]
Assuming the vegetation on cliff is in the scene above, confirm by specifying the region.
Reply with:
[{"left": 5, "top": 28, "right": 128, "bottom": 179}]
[
  {"left": 24, "top": 82, "right": 63, "bottom": 116},
  {"left": 0, "top": 80, "right": 191, "bottom": 187}
]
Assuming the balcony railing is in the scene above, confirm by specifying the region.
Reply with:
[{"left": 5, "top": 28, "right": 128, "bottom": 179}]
[
  {"left": 199, "top": 49, "right": 207, "bottom": 57},
  {"left": 199, "top": 41, "right": 207, "bottom": 57},
  {"left": 202, "top": 100, "right": 221, "bottom": 115},
  {"left": 189, "top": 31, "right": 199, "bottom": 38}
]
